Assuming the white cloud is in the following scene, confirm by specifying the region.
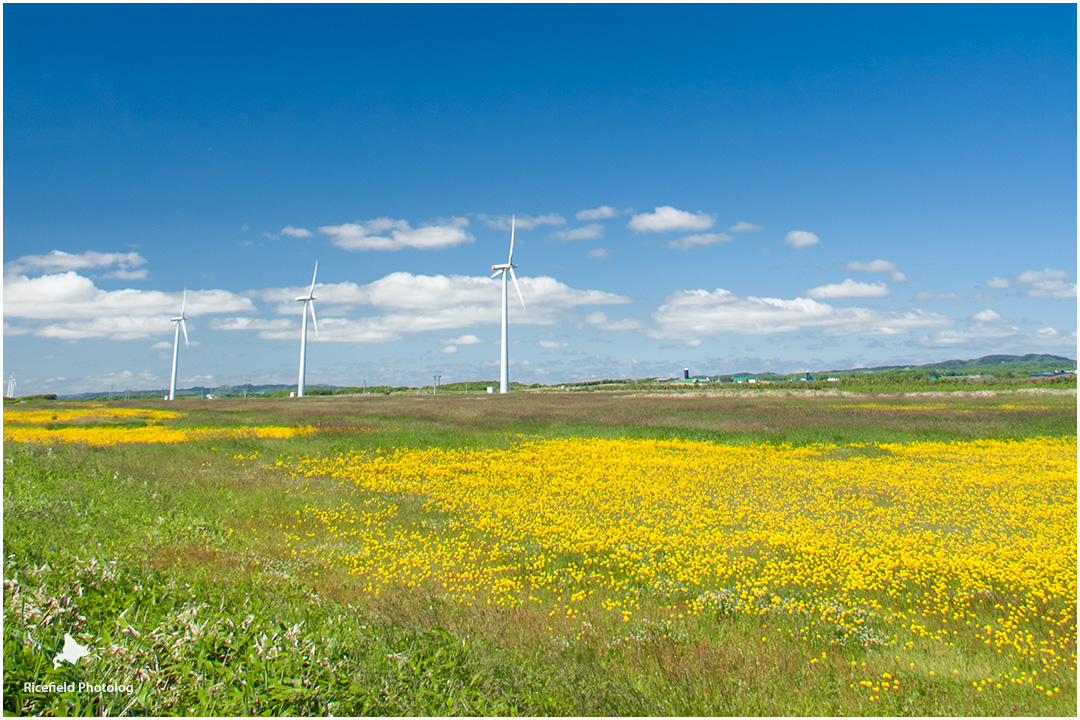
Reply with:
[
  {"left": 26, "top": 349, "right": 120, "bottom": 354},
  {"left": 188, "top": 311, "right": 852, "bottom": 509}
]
[
  {"left": 3, "top": 272, "right": 253, "bottom": 328},
  {"left": 729, "top": 221, "right": 762, "bottom": 233},
  {"left": 281, "top": 226, "right": 313, "bottom": 238},
  {"left": 209, "top": 317, "right": 294, "bottom": 332},
  {"left": 440, "top": 345, "right": 458, "bottom": 354},
  {"left": 917, "top": 322, "right": 1021, "bottom": 347},
  {"left": 584, "top": 311, "right": 642, "bottom": 332},
  {"left": 914, "top": 291, "right": 962, "bottom": 301},
  {"left": 1034, "top": 327, "right": 1080, "bottom": 348},
  {"left": 584, "top": 312, "right": 608, "bottom": 325},
  {"left": 598, "top": 318, "right": 643, "bottom": 331},
  {"left": 806, "top": 279, "right": 889, "bottom": 299},
  {"left": 479, "top": 213, "right": 566, "bottom": 231},
  {"left": 5, "top": 250, "right": 147, "bottom": 277},
  {"left": 784, "top": 231, "right": 819, "bottom": 249},
  {"left": 845, "top": 259, "right": 896, "bottom": 273},
  {"left": 442, "top": 334, "right": 483, "bottom": 345},
  {"left": 576, "top": 206, "right": 619, "bottom": 221},
  {"left": 1016, "top": 268, "right": 1076, "bottom": 298},
  {"left": 553, "top": 224, "right": 604, "bottom": 241},
  {"left": 627, "top": 206, "right": 716, "bottom": 233},
  {"left": 102, "top": 269, "right": 149, "bottom": 281},
  {"left": 320, "top": 216, "right": 472, "bottom": 251},
  {"left": 985, "top": 276, "right": 1011, "bottom": 289},
  {"left": 232, "top": 272, "right": 631, "bottom": 343},
  {"left": 890, "top": 271, "right": 909, "bottom": 283},
  {"left": 646, "top": 288, "right": 950, "bottom": 341},
  {"left": 972, "top": 309, "right": 1003, "bottom": 323},
  {"left": 587, "top": 248, "right": 610, "bottom": 260},
  {"left": 666, "top": 232, "right": 733, "bottom": 250},
  {"left": 538, "top": 340, "right": 569, "bottom": 349},
  {"left": 3, "top": 272, "right": 256, "bottom": 340}
]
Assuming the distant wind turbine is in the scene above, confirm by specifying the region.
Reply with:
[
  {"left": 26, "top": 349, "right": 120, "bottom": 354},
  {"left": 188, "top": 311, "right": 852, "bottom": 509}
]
[
  {"left": 167, "top": 289, "right": 189, "bottom": 401},
  {"left": 5, "top": 374, "right": 15, "bottom": 399},
  {"left": 490, "top": 215, "right": 526, "bottom": 394},
  {"left": 296, "top": 261, "right": 319, "bottom": 398}
]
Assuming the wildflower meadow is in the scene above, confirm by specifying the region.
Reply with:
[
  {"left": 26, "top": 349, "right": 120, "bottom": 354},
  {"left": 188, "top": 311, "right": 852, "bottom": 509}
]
[{"left": 3, "top": 392, "right": 1076, "bottom": 715}]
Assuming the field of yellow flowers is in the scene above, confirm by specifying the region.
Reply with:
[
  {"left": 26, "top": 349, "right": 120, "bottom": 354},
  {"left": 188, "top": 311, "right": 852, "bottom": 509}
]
[
  {"left": 3, "top": 394, "right": 1076, "bottom": 715},
  {"left": 275, "top": 436, "right": 1075, "bottom": 700}
]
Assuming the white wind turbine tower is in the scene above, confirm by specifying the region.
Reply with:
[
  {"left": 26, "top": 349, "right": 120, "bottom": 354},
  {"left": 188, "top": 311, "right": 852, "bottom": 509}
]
[
  {"left": 295, "top": 261, "right": 319, "bottom": 398},
  {"left": 5, "top": 374, "right": 15, "bottom": 398},
  {"left": 167, "top": 289, "right": 189, "bottom": 401},
  {"left": 490, "top": 214, "right": 526, "bottom": 394}
]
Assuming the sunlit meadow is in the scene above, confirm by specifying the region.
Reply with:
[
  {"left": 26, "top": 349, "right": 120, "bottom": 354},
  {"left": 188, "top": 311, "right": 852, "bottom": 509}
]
[{"left": 3, "top": 393, "right": 1076, "bottom": 715}]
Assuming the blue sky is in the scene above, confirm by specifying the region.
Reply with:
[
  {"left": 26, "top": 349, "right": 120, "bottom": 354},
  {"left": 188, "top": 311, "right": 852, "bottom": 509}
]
[{"left": 3, "top": 4, "right": 1076, "bottom": 395}]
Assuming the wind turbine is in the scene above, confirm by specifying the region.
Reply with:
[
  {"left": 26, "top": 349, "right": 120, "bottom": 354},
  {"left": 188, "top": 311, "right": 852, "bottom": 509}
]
[
  {"left": 5, "top": 374, "right": 15, "bottom": 399},
  {"left": 296, "top": 261, "right": 319, "bottom": 398},
  {"left": 167, "top": 289, "right": 189, "bottom": 401},
  {"left": 490, "top": 215, "right": 526, "bottom": 394}
]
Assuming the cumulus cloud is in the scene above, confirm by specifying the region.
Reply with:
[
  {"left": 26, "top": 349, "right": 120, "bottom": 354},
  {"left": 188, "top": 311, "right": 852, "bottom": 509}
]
[
  {"left": 729, "top": 221, "right": 762, "bottom": 233},
  {"left": 479, "top": 213, "right": 566, "bottom": 231},
  {"left": 552, "top": 224, "right": 604, "bottom": 241},
  {"left": 5, "top": 250, "right": 148, "bottom": 277},
  {"left": 3, "top": 272, "right": 255, "bottom": 342},
  {"left": 985, "top": 276, "right": 1010, "bottom": 289},
  {"left": 538, "top": 340, "right": 570, "bottom": 349},
  {"left": 281, "top": 226, "right": 313, "bottom": 238},
  {"left": 890, "top": 271, "right": 909, "bottom": 283},
  {"left": 627, "top": 206, "right": 716, "bottom": 233},
  {"left": 587, "top": 249, "right": 610, "bottom": 260},
  {"left": 320, "top": 216, "right": 472, "bottom": 251},
  {"left": 666, "top": 232, "right": 733, "bottom": 250},
  {"left": 972, "top": 309, "right": 1003, "bottom": 323},
  {"left": 914, "top": 291, "right": 962, "bottom": 301},
  {"left": 845, "top": 259, "right": 896, "bottom": 273},
  {"left": 229, "top": 272, "right": 631, "bottom": 343},
  {"left": 805, "top": 279, "right": 889, "bottom": 299},
  {"left": 576, "top": 206, "right": 619, "bottom": 221},
  {"left": 646, "top": 288, "right": 950, "bottom": 341},
  {"left": 4, "top": 273, "right": 252, "bottom": 323},
  {"left": 1016, "top": 268, "right": 1076, "bottom": 298},
  {"left": 784, "top": 231, "right": 819, "bottom": 249}
]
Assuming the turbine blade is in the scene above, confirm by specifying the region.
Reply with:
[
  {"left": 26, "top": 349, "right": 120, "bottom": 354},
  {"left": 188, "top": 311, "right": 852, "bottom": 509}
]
[
  {"left": 309, "top": 261, "right": 318, "bottom": 297},
  {"left": 309, "top": 300, "right": 319, "bottom": 337},
  {"left": 509, "top": 267, "right": 526, "bottom": 310},
  {"left": 491, "top": 270, "right": 502, "bottom": 279},
  {"left": 508, "top": 214, "right": 515, "bottom": 264},
  {"left": 180, "top": 318, "right": 189, "bottom": 347},
  {"left": 181, "top": 287, "right": 187, "bottom": 317}
]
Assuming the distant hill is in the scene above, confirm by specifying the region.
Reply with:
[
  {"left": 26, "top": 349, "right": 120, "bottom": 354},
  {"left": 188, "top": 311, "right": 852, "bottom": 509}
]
[{"left": 822, "top": 354, "right": 1075, "bottom": 377}]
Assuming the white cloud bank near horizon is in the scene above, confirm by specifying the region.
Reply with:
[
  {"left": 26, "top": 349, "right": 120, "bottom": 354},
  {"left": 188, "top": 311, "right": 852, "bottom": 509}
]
[{"left": 645, "top": 287, "right": 952, "bottom": 340}]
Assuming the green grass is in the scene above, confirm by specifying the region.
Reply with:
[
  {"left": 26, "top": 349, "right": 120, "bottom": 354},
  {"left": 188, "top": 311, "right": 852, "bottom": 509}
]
[{"left": 4, "top": 391, "right": 1076, "bottom": 715}]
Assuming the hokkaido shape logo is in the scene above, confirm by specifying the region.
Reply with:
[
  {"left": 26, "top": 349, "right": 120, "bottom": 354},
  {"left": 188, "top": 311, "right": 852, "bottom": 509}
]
[{"left": 53, "top": 634, "right": 90, "bottom": 669}]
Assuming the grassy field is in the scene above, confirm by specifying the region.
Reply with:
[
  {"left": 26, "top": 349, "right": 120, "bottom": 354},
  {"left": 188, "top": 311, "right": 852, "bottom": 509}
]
[{"left": 3, "top": 391, "right": 1076, "bottom": 715}]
